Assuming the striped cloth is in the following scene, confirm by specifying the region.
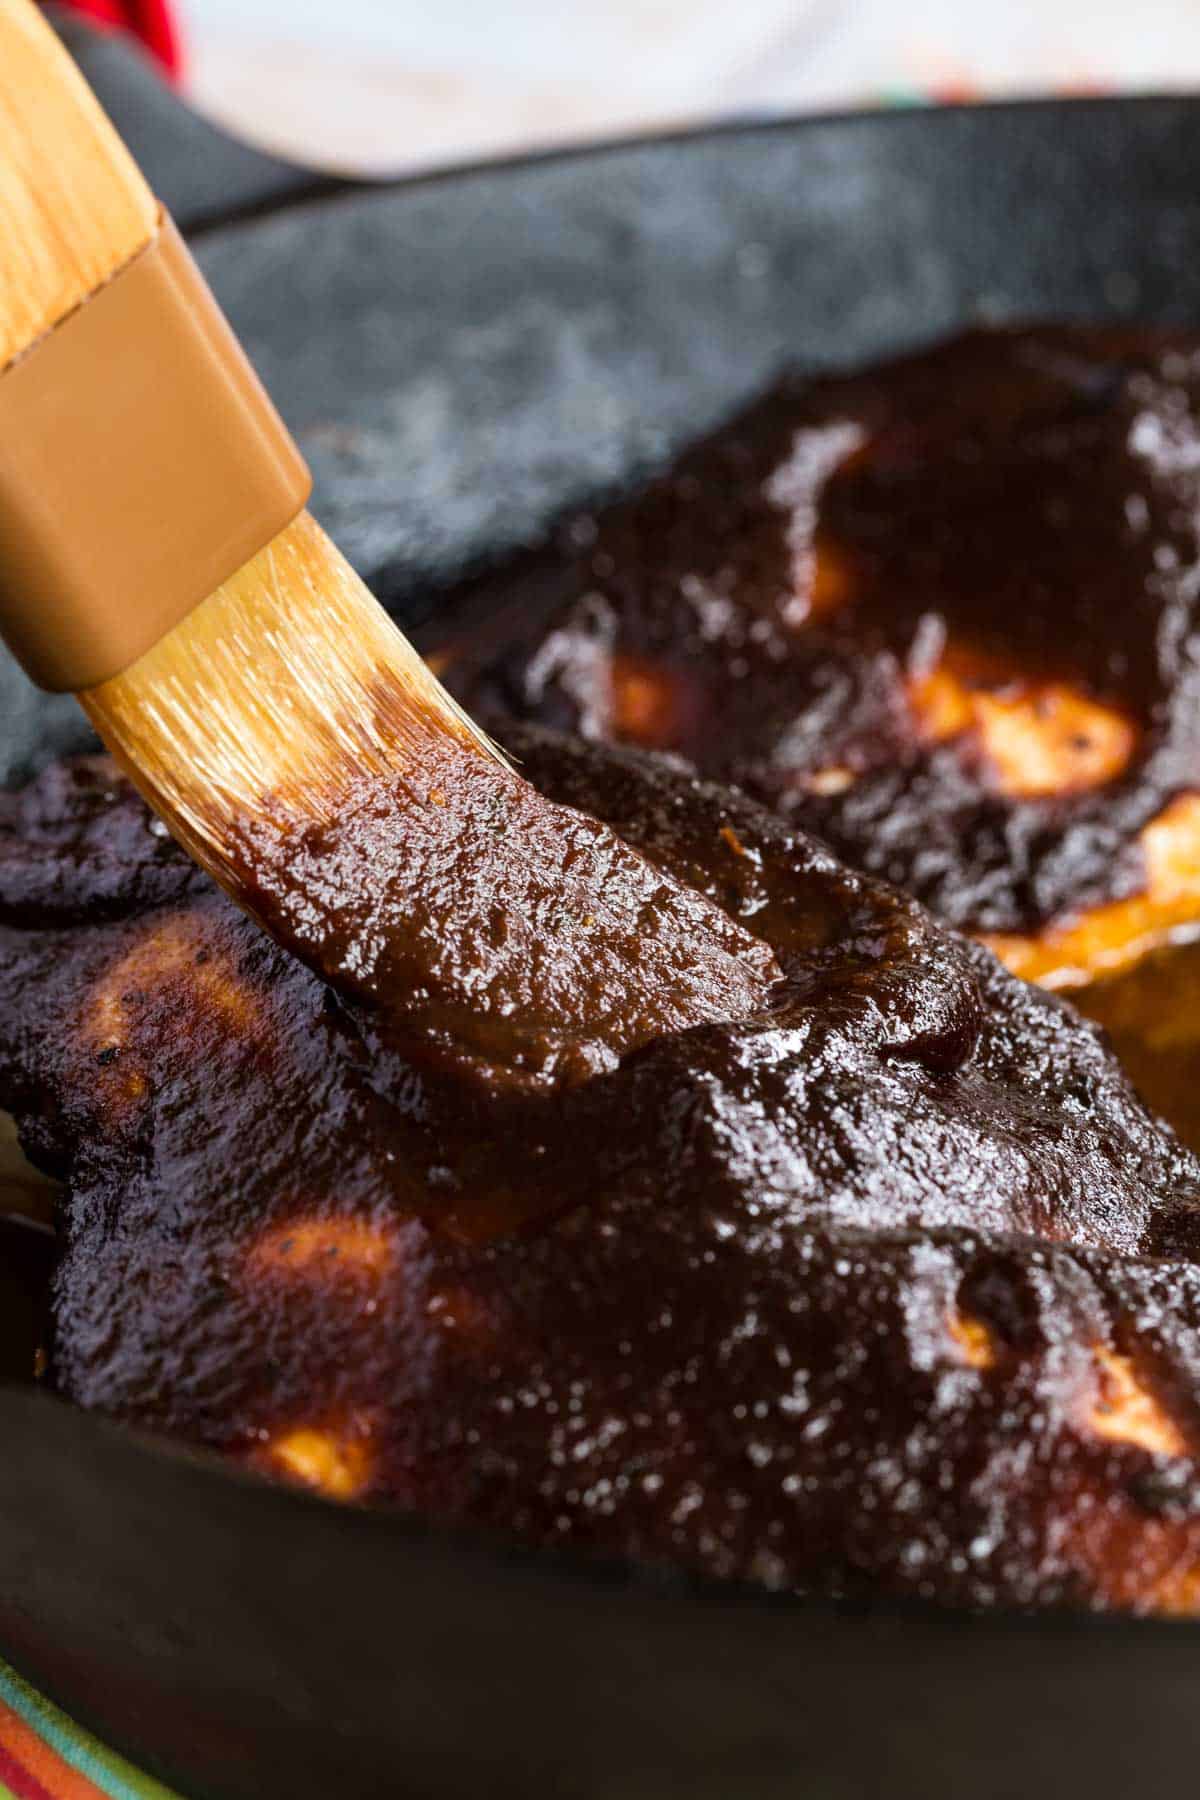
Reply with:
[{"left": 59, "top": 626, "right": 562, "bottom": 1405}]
[{"left": 0, "top": 1661, "right": 179, "bottom": 1800}]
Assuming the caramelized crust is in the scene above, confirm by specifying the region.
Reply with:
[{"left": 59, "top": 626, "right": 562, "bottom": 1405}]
[
  {"left": 448, "top": 327, "right": 1200, "bottom": 982},
  {"left": 5, "top": 737, "right": 1200, "bottom": 1614}
]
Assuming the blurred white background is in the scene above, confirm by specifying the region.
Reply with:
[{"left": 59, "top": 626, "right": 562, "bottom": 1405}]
[{"left": 172, "top": 0, "right": 1200, "bottom": 176}]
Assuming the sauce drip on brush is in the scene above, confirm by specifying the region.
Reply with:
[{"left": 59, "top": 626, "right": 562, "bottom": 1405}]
[{"left": 83, "top": 517, "right": 779, "bottom": 1092}]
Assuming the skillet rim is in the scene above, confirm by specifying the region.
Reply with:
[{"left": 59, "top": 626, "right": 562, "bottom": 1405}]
[{"left": 187, "top": 87, "right": 1200, "bottom": 238}]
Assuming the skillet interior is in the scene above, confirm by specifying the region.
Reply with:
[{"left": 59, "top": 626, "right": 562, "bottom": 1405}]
[{"left": 6, "top": 31, "right": 1200, "bottom": 1797}]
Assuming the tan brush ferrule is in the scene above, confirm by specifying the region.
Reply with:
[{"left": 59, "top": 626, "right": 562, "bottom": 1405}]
[{"left": 0, "top": 208, "right": 312, "bottom": 693}]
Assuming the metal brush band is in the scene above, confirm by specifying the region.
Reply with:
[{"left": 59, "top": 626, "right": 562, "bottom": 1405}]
[{"left": 0, "top": 209, "right": 312, "bottom": 692}]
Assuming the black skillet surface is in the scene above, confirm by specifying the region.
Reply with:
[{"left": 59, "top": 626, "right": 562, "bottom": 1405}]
[{"left": 5, "top": 29, "right": 1200, "bottom": 1799}]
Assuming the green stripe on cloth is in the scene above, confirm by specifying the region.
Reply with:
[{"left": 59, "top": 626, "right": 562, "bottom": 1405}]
[{"left": 0, "top": 1661, "right": 181, "bottom": 1800}]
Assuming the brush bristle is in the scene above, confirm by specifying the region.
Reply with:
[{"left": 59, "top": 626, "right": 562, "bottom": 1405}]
[
  {"left": 82, "top": 513, "right": 782, "bottom": 1096},
  {"left": 81, "top": 510, "right": 508, "bottom": 898}
]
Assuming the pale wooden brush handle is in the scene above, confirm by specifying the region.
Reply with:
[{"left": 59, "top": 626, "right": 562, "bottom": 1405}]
[
  {"left": 0, "top": 1, "right": 313, "bottom": 693},
  {"left": 0, "top": 0, "right": 157, "bottom": 371},
  {"left": 0, "top": 0, "right": 499, "bottom": 911}
]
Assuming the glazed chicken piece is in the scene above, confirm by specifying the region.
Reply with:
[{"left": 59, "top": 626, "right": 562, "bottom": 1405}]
[
  {"left": 446, "top": 326, "right": 1200, "bottom": 992},
  {"left": 6, "top": 733, "right": 1200, "bottom": 1615}
]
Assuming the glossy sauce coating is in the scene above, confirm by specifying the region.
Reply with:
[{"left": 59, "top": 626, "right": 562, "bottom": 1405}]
[
  {"left": 236, "top": 732, "right": 779, "bottom": 1093},
  {"left": 6, "top": 736, "right": 1200, "bottom": 1614}
]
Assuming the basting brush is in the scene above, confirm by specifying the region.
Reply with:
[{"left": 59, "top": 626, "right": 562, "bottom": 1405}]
[{"left": 0, "top": 0, "right": 778, "bottom": 1088}]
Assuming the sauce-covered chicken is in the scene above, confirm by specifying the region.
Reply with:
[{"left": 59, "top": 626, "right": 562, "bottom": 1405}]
[
  {"left": 449, "top": 327, "right": 1200, "bottom": 990},
  {"left": 5, "top": 733, "right": 1200, "bottom": 1614}
]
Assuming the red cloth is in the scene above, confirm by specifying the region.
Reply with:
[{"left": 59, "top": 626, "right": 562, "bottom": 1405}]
[{"left": 47, "top": 0, "right": 182, "bottom": 78}]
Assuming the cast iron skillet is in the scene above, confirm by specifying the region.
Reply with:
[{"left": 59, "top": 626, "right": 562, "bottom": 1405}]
[{"left": 5, "top": 29, "right": 1200, "bottom": 1798}]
